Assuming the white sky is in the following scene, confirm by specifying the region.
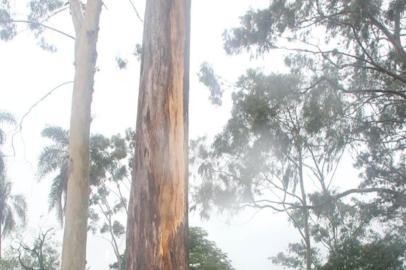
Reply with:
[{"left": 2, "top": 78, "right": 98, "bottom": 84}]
[{"left": 0, "top": 0, "right": 362, "bottom": 269}]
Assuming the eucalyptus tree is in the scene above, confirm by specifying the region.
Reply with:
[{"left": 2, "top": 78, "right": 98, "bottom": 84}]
[
  {"left": 0, "top": 173, "right": 26, "bottom": 259},
  {"left": 222, "top": 0, "right": 406, "bottom": 222},
  {"left": 193, "top": 69, "right": 350, "bottom": 269},
  {"left": 125, "top": 0, "right": 191, "bottom": 268},
  {"left": 3, "top": 0, "right": 103, "bottom": 267},
  {"left": 60, "top": 1, "right": 103, "bottom": 268},
  {"left": 192, "top": 1, "right": 406, "bottom": 268}
]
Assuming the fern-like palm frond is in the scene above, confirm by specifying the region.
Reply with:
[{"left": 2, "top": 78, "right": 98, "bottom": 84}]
[
  {"left": 41, "top": 126, "right": 68, "bottom": 145},
  {"left": 48, "top": 167, "right": 67, "bottom": 224},
  {"left": 38, "top": 145, "right": 68, "bottom": 178},
  {"left": 11, "top": 194, "right": 27, "bottom": 226},
  {"left": 2, "top": 205, "right": 16, "bottom": 237},
  {"left": 0, "top": 111, "right": 16, "bottom": 126}
]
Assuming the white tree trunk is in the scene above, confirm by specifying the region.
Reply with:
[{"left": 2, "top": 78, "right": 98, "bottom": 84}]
[{"left": 61, "top": 1, "right": 102, "bottom": 270}]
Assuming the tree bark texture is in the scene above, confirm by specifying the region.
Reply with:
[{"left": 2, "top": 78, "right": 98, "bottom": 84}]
[
  {"left": 0, "top": 214, "right": 2, "bottom": 259},
  {"left": 61, "top": 1, "right": 102, "bottom": 270},
  {"left": 126, "top": 0, "right": 191, "bottom": 269}
]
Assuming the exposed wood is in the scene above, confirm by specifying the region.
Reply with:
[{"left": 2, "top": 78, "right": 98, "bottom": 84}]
[
  {"left": 126, "top": 0, "right": 191, "bottom": 269},
  {"left": 60, "top": 1, "right": 102, "bottom": 270}
]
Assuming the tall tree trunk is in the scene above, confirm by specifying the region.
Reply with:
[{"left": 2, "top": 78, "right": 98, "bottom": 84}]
[
  {"left": 61, "top": 1, "right": 102, "bottom": 270},
  {"left": 125, "top": 0, "right": 191, "bottom": 269},
  {"left": 0, "top": 220, "right": 2, "bottom": 259},
  {"left": 298, "top": 147, "right": 312, "bottom": 270}
]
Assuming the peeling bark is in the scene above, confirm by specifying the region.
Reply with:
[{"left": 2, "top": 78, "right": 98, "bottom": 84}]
[
  {"left": 126, "top": 0, "right": 191, "bottom": 269},
  {"left": 60, "top": 1, "right": 102, "bottom": 270}
]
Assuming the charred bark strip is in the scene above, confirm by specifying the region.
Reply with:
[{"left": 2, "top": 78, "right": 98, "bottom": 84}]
[{"left": 126, "top": 0, "right": 190, "bottom": 269}]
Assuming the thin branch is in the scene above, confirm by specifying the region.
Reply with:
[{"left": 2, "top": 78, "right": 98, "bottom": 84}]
[
  {"left": 333, "top": 187, "right": 404, "bottom": 200},
  {"left": 6, "top": 19, "right": 75, "bottom": 40},
  {"left": 367, "top": 13, "right": 406, "bottom": 65},
  {"left": 16, "top": 81, "right": 73, "bottom": 133},
  {"left": 127, "top": 0, "right": 144, "bottom": 23}
]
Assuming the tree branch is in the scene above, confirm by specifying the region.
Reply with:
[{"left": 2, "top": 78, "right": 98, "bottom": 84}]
[
  {"left": 127, "top": 0, "right": 144, "bottom": 23},
  {"left": 16, "top": 81, "right": 73, "bottom": 133},
  {"left": 5, "top": 19, "right": 75, "bottom": 40},
  {"left": 333, "top": 187, "right": 404, "bottom": 200},
  {"left": 367, "top": 13, "right": 406, "bottom": 66},
  {"left": 69, "top": 0, "right": 84, "bottom": 34}
]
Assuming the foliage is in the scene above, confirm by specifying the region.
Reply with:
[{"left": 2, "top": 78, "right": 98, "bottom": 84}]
[
  {"left": 193, "top": 1, "right": 406, "bottom": 268},
  {"left": 192, "top": 68, "right": 349, "bottom": 211},
  {"left": 37, "top": 126, "right": 68, "bottom": 223},
  {"left": 0, "top": 173, "right": 26, "bottom": 239},
  {"left": 39, "top": 126, "right": 133, "bottom": 268},
  {"left": 0, "top": 111, "right": 16, "bottom": 176},
  {"left": 320, "top": 235, "right": 406, "bottom": 270},
  {"left": 109, "top": 254, "right": 125, "bottom": 270},
  {"left": 0, "top": 255, "right": 19, "bottom": 270},
  {"left": 222, "top": 0, "right": 406, "bottom": 221},
  {"left": 272, "top": 242, "right": 320, "bottom": 270},
  {"left": 189, "top": 227, "right": 235, "bottom": 270},
  {"left": 192, "top": 69, "right": 349, "bottom": 267},
  {"left": 198, "top": 63, "right": 223, "bottom": 106},
  {"left": 0, "top": 1, "right": 16, "bottom": 41},
  {"left": 38, "top": 126, "right": 132, "bottom": 224},
  {"left": 109, "top": 227, "right": 235, "bottom": 270}
]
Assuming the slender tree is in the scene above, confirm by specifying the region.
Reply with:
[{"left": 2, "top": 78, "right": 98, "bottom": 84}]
[
  {"left": 0, "top": 111, "right": 26, "bottom": 259},
  {"left": 125, "top": 0, "right": 191, "bottom": 269},
  {"left": 14, "top": 229, "right": 59, "bottom": 270},
  {"left": 61, "top": 1, "right": 103, "bottom": 270}
]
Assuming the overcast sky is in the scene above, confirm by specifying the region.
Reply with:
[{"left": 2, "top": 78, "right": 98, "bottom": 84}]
[{"left": 0, "top": 1, "right": 362, "bottom": 269}]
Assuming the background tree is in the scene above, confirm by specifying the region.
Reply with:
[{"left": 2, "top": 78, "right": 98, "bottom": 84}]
[
  {"left": 188, "top": 227, "right": 235, "bottom": 270},
  {"left": 193, "top": 0, "right": 406, "bottom": 268},
  {"left": 110, "top": 227, "right": 235, "bottom": 270},
  {"left": 38, "top": 126, "right": 131, "bottom": 268},
  {"left": 125, "top": 0, "right": 191, "bottom": 269},
  {"left": 222, "top": 0, "right": 406, "bottom": 222},
  {"left": 192, "top": 69, "right": 349, "bottom": 269},
  {"left": 271, "top": 194, "right": 406, "bottom": 269},
  {"left": 0, "top": 111, "right": 16, "bottom": 176},
  {"left": 0, "top": 253, "right": 19, "bottom": 270},
  {"left": 0, "top": 111, "right": 26, "bottom": 258},
  {"left": 13, "top": 229, "right": 59, "bottom": 270},
  {"left": 320, "top": 235, "right": 406, "bottom": 270},
  {"left": 0, "top": 173, "right": 27, "bottom": 258}
]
